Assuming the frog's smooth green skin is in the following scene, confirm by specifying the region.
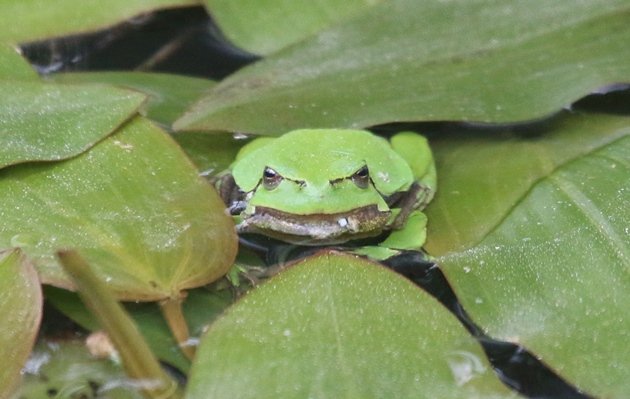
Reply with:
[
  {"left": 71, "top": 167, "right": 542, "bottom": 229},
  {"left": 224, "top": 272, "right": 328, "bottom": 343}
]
[{"left": 215, "top": 129, "right": 436, "bottom": 257}]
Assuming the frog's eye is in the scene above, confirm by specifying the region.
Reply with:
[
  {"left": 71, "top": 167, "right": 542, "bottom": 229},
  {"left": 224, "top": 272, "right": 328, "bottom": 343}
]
[
  {"left": 351, "top": 165, "right": 370, "bottom": 189},
  {"left": 262, "top": 167, "right": 283, "bottom": 190}
]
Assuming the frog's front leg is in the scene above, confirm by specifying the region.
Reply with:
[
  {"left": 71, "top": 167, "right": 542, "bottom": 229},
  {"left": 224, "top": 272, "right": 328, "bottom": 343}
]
[{"left": 353, "top": 210, "right": 428, "bottom": 261}]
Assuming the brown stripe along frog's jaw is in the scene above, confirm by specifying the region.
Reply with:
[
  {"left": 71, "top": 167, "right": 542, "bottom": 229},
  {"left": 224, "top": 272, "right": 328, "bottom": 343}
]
[{"left": 236, "top": 205, "right": 391, "bottom": 246}]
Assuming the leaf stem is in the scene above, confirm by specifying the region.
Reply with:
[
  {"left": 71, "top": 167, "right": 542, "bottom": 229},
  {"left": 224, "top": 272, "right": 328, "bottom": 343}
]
[
  {"left": 57, "top": 250, "right": 183, "bottom": 399},
  {"left": 160, "top": 296, "right": 196, "bottom": 360}
]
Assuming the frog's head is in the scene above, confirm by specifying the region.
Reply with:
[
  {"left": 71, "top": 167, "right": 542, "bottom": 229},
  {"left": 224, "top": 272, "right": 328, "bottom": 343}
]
[{"left": 230, "top": 129, "right": 415, "bottom": 245}]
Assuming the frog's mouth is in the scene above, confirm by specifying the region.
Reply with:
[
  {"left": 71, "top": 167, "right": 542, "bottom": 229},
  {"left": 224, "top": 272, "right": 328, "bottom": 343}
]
[{"left": 237, "top": 205, "right": 391, "bottom": 245}]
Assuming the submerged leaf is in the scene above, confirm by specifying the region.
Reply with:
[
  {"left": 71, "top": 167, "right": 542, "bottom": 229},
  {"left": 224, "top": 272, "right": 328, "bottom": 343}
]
[{"left": 14, "top": 339, "right": 143, "bottom": 398}]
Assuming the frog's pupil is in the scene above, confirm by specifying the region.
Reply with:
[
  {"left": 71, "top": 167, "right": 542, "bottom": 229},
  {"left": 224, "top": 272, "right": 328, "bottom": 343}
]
[
  {"left": 264, "top": 167, "right": 277, "bottom": 178},
  {"left": 263, "top": 167, "right": 282, "bottom": 189},
  {"left": 352, "top": 166, "right": 370, "bottom": 188}
]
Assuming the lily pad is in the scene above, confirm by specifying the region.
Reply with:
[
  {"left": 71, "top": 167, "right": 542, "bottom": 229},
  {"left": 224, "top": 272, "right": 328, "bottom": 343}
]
[
  {"left": 204, "top": 0, "right": 382, "bottom": 55},
  {"left": 0, "top": 0, "right": 198, "bottom": 43},
  {"left": 0, "top": 117, "right": 237, "bottom": 300},
  {"left": 0, "top": 249, "right": 42, "bottom": 397},
  {"left": 428, "top": 113, "right": 630, "bottom": 398},
  {"left": 0, "top": 80, "right": 146, "bottom": 169},
  {"left": 187, "top": 251, "right": 515, "bottom": 398},
  {"left": 52, "top": 72, "right": 215, "bottom": 127},
  {"left": 175, "top": 0, "right": 630, "bottom": 134}
]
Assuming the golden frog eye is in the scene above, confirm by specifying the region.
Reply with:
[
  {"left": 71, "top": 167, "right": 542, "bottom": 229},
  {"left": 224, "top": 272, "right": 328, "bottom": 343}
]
[
  {"left": 351, "top": 165, "right": 370, "bottom": 189},
  {"left": 262, "top": 167, "right": 283, "bottom": 190}
]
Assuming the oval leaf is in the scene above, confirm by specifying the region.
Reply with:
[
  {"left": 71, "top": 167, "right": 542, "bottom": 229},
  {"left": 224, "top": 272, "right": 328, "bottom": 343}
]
[
  {"left": 0, "top": 117, "right": 237, "bottom": 300},
  {"left": 175, "top": 0, "right": 630, "bottom": 134},
  {"left": 0, "top": 249, "right": 42, "bottom": 396},
  {"left": 425, "top": 112, "right": 630, "bottom": 255},
  {"left": 45, "top": 285, "right": 233, "bottom": 373},
  {"left": 187, "top": 251, "right": 515, "bottom": 398},
  {"left": 431, "top": 113, "right": 630, "bottom": 398},
  {"left": 205, "top": 0, "right": 382, "bottom": 55},
  {"left": 0, "top": 81, "right": 146, "bottom": 169},
  {"left": 0, "top": 0, "right": 198, "bottom": 43},
  {"left": 53, "top": 71, "right": 215, "bottom": 126}
]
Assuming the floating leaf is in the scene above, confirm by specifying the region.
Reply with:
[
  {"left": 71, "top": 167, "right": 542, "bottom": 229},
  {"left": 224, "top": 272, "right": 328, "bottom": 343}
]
[
  {"left": 429, "top": 113, "right": 630, "bottom": 398},
  {"left": 0, "top": 249, "right": 42, "bottom": 397},
  {"left": 0, "top": 117, "right": 237, "bottom": 300},
  {"left": 0, "top": 0, "right": 198, "bottom": 43},
  {"left": 0, "top": 81, "right": 146, "bottom": 169},
  {"left": 0, "top": 43, "right": 37, "bottom": 79},
  {"left": 45, "top": 285, "right": 233, "bottom": 373},
  {"left": 172, "top": 132, "right": 247, "bottom": 177},
  {"left": 204, "top": 0, "right": 382, "bottom": 55},
  {"left": 425, "top": 112, "right": 630, "bottom": 255},
  {"left": 53, "top": 71, "right": 215, "bottom": 126},
  {"left": 175, "top": 0, "right": 630, "bottom": 134},
  {"left": 187, "top": 252, "right": 515, "bottom": 398}
]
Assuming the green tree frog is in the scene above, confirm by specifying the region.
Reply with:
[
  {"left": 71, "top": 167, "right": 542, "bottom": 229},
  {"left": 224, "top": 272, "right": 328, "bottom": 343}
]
[{"left": 215, "top": 129, "right": 436, "bottom": 260}]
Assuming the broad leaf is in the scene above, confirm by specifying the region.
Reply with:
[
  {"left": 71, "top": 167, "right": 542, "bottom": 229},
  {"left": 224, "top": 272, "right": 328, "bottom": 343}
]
[
  {"left": 175, "top": 0, "right": 630, "bottom": 134},
  {"left": 187, "top": 252, "right": 515, "bottom": 398},
  {"left": 0, "top": 249, "right": 42, "bottom": 397},
  {"left": 0, "top": 43, "right": 38, "bottom": 79},
  {"left": 0, "top": 0, "right": 198, "bottom": 43},
  {"left": 172, "top": 132, "right": 247, "bottom": 177},
  {"left": 45, "top": 285, "right": 233, "bottom": 373},
  {"left": 0, "top": 117, "right": 237, "bottom": 301},
  {"left": 429, "top": 113, "right": 630, "bottom": 398},
  {"left": 204, "top": 0, "right": 382, "bottom": 55},
  {"left": 425, "top": 112, "right": 630, "bottom": 255},
  {"left": 53, "top": 71, "right": 215, "bottom": 126},
  {"left": 0, "top": 81, "right": 146, "bottom": 169}
]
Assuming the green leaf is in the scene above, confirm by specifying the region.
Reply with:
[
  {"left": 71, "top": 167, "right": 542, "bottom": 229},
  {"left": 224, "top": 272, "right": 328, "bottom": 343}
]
[
  {"left": 0, "top": 81, "right": 146, "bottom": 169},
  {"left": 175, "top": 0, "right": 630, "bottom": 134},
  {"left": 425, "top": 112, "right": 630, "bottom": 255},
  {"left": 204, "top": 0, "right": 382, "bottom": 55},
  {"left": 53, "top": 72, "right": 215, "bottom": 127},
  {"left": 172, "top": 132, "right": 247, "bottom": 177},
  {"left": 0, "top": 0, "right": 198, "bottom": 43},
  {"left": 429, "top": 113, "right": 630, "bottom": 398},
  {"left": 0, "top": 117, "right": 237, "bottom": 301},
  {"left": 187, "top": 252, "right": 515, "bottom": 399},
  {"left": 14, "top": 339, "right": 143, "bottom": 399},
  {"left": 0, "top": 43, "right": 38, "bottom": 79},
  {"left": 0, "top": 249, "right": 42, "bottom": 397},
  {"left": 45, "top": 285, "right": 233, "bottom": 373}
]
